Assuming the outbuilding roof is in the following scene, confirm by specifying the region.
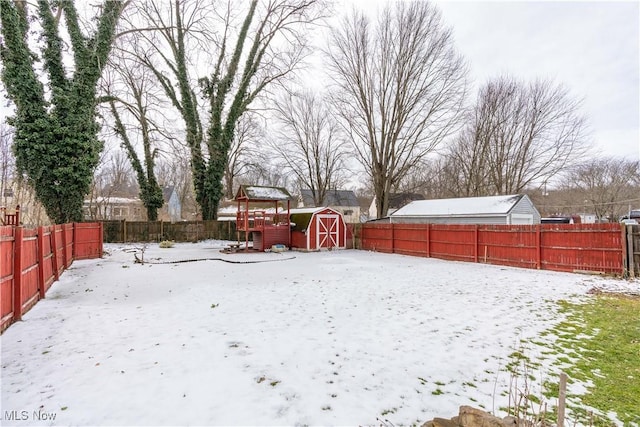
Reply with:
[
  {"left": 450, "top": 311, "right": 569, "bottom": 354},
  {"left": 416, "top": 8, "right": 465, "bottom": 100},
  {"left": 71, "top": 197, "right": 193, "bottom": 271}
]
[
  {"left": 300, "top": 189, "right": 358, "bottom": 207},
  {"left": 392, "top": 194, "right": 527, "bottom": 217},
  {"left": 289, "top": 207, "right": 344, "bottom": 232},
  {"left": 289, "top": 207, "right": 327, "bottom": 215}
]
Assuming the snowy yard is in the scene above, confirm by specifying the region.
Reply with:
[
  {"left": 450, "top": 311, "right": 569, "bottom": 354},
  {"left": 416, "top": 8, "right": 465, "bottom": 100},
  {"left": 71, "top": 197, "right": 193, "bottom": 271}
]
[{"left": 1, "top": 241, "right": 636, "bottom": 426}]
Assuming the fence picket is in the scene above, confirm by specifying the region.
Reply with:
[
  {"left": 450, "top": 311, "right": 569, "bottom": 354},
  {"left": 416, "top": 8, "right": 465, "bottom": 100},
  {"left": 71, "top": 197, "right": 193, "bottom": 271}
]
[
  {"left": 37, "top": 226, "right": 46, "bottom": 299},
  {"left": 0, "top": 222, "right": 103, "bottom": 333},
  {"left": 12, "top": 227, "right": 23, "bottom": 321},
  {"left": 361, "top": 223, "right": 626, "bottom": 275}
]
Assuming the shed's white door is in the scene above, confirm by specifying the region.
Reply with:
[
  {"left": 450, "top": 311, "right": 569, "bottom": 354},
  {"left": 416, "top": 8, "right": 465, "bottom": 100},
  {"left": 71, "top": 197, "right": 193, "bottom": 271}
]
[
  {"left": 510, "top": 213, "right": 534, "bottom": 225},
  {"left": 316, "top": 214, "right": 339, "bottom": 249}
]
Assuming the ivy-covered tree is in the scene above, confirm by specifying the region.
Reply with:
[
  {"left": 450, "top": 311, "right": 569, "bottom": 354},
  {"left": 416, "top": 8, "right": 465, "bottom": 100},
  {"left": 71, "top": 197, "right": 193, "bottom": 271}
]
[
  {"left": 108, "top": 100, "right": 164, "bottom": 221},
  {"left": 199, "top": 0, "right": 323, "bottom": 219},
  {"left": 130, "top": 0, "right": 322, "bottom": 219},
  {"left": 0, "top": 0, "right": 126, "bottom": 223},
  {"left": 101, "top": 54, "right": 166, "bottom": 221}
]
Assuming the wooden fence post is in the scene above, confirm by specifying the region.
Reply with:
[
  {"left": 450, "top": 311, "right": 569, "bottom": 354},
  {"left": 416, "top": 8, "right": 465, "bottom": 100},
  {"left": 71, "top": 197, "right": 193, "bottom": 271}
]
[
  {"left": 426, "top": 223, "right": 430, "bottom": 258},
  {"left": 61, "top": 224, "right": 68, "bottom": 270},
  {"left": 51, "top": 225, "right": 59, "bottom": 280},
  {"left": 123, "top": 219, "right": 127, "bottom": 243},
  {"left": 474, "top": 225, "right": 479, "bottom": 263},
  {"left": 558, "top": 372, "right": 567, "bottom": 427},
  {"left": 99, "top": 222, "right": 104, "bottom": 258},
  {"left": 390, "top": 224, "right": 395, "bottom": 254},
  {"left": 536, "top": 224, "right": 542, "bottom": 269},
  {"left": 621, "top": 224, "right": 628, "bottom": 277},
  {"left": 13, "top": 226, "right": 23, "bottom": 321},
  {"left": 628, "top": 225, "right": 635, "bottom": 278},
  {"left": 66, "top": 223, "right": 73, "bottom": 268},
  {"left": 37, "top": 226, "right": 46, "bottom": 299},
  {"left": 72, "top": 222, "right": 77, "bottom": 261}
]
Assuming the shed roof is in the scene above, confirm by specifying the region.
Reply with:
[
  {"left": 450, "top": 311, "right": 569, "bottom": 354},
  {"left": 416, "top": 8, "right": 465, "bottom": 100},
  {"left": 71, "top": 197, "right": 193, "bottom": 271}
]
[
  {"left": 300, "top": 189, "right": 358, "bottom": 207},
  {"left": 289, "top": 207, "right": 343, "bottom": 231},
  {"left": 289, "top": 207, "right": 341, "bottom": 215},
  {"left": 289, "top": 207, "right": 325, "bottom": 215},
  {"left": 235, "top": 185, "right": 292, "bottom": 202},
  {"left": 392, "top": 194, "right": 528, "bottom": 217}
]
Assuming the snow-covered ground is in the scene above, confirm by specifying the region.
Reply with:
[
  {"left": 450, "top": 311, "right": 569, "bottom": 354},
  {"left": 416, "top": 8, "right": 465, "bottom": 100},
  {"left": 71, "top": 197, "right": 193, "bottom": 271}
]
[{"left": 1, "top": 241, "right": 638, "bottom": 426}]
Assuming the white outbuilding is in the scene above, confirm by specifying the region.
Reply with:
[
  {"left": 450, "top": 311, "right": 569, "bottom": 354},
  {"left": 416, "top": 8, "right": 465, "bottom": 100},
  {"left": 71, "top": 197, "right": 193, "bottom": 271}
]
[{"left": 390, "top": 194, "right": 541, "bottom": 225}]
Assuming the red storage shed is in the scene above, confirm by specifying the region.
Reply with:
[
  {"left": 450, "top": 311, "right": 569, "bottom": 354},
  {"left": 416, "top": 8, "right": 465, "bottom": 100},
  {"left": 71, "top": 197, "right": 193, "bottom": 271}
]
[{"left": 290, "top": 207, "right": 349, "bottom": 251}]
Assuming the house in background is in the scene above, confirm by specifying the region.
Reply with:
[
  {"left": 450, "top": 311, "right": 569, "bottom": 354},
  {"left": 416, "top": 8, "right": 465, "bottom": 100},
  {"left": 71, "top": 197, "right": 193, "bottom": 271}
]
[
  {"left": 390, "top": 194, "right": 541, "bottom": 225},
  {"left": 158, "top": 186, "right": 182, "bottom": 223},
  {"left": 1, "top": 179, "right": 50, "bottom": 226},
  {"left": 298, "top": 189, "right": 360, "bottom": 223},
  {"left": 84, "top": 186, "right": 182, "bottom": 222},
  {"left": 216, "top": 200, "right": 239, "bottom": 220},
  {"left": 83, "top": 196, "right": 146, "bottom": 221},
  {"left": 368, "top": 192, "right": 425, "bottom": 219}
]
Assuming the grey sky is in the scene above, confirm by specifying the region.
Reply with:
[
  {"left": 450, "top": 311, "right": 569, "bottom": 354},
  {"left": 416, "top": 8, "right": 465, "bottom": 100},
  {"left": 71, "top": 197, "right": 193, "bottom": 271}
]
[
  {"left": 434, "top": 0, "right": 640, "bottom": 160},
  {"left": 2, "top": 1, "right": 638, "bottom": 162},
  {"left": 342, "top": 0, "right": 639, "bottom": 161}
]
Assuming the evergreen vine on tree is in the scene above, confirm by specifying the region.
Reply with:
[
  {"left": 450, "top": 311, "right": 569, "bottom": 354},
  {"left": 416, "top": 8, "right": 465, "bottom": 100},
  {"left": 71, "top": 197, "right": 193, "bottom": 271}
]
[
  {"left": 0, "top": 0, "right": 126, "bottom": 223},
  {"left": 133, "top": 0, "right": 321, "bottom": 220},
  {"left": 108, "top": 100, "right": 164, "bottom": 221}
]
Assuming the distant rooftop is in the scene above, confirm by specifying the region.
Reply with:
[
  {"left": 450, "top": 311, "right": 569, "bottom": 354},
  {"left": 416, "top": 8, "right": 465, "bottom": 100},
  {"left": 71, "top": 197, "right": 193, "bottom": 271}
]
[
  {"left": 392, "top": 194, "right": 526, "bottom": 217},
  {"left": 300, "top": 189, "right": 358, "bottom": 207}
]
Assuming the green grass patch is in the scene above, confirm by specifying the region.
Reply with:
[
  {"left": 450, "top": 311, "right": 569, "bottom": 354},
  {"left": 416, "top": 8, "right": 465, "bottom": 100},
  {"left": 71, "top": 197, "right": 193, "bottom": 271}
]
[{"left": 545, "top": 295, "right": 640, "bottom": 426}]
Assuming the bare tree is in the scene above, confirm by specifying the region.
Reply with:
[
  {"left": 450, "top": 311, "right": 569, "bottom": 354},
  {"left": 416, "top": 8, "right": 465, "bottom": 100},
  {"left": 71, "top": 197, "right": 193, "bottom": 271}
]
[
  {"left": 124, "top": 0, "right": 324, "bottom": 219},
  {"left": 99, "top": 151, "right": 138, "bottom": 197},
  {"left": 86, "top": 146, "right": 119, "bottom": 220},
  {"left": 200, "top": 0, "right": 325, "bottom": 218},
  {"left": 156, "top": 146, "right": 197, "bottom": 220},
  {"left": 326, "top": 1, "right": 467, "bottom": 218},
  {"left": 270, "top": 89, "right": 350, "bottom": 205},
  {"left": 396, "top": 157, "right": 460, "bottom": 200},
  {"left": 101, "top": 52, "right": 170, "bottom": 220},
  {"left": 448, "top": 76, "right": 589, "bottom": 196},
  {"left": 564, "top": 157, "right": 640, "bottom": 221},
  {"left": 122, "top": 0, "right": 212, "bottom": 215},
  {"left": 0, "top": 123, "right": 15, "bottom": 207},
  {"left": 224, "top": 113, "right": 267, "bottom": 199},
  {"left": 240, "top": 157, "right": 292, "bottom": 190},
  {"left": 1, "top": 121, "right": 50, "bottom": 224}
]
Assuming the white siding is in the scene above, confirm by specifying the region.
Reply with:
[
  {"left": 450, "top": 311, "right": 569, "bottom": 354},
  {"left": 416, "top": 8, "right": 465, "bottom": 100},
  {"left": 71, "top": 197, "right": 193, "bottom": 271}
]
[
  {"left": 509, "top": 196, "right": 541, "bottom": 223},
  {"left": 389, "top": 194, "right": 541, "bottom": 225},
  {"left": 391, "top": 215, "right": 507, "bottom": 225},
  {"left": 509, "top": 213, "right": 534, "bottom": 225}
]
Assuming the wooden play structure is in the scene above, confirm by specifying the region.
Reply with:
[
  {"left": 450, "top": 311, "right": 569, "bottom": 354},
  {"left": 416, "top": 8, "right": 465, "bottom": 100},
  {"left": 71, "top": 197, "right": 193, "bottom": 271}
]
[
  {"left": 1, "top": 205, "right": 20, "bottom": 226},
  {"left": 234, "top": 185, "right": 292, "bottom": 251}
]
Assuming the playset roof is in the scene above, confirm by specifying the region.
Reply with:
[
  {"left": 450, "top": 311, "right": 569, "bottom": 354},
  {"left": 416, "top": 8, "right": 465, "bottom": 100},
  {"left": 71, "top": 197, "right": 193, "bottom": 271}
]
[{"left": 235, "top": 185, "right": 293, "bottom": 202}]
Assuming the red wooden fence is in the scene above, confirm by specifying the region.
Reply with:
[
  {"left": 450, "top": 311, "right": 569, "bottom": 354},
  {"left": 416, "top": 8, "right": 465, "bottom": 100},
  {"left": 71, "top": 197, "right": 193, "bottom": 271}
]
[
  {"left": 361, "top": 223, "right": 625, "bottom": 275},
  {"left": 0, "top": 222, "right": 103, "bottom": 333}
]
